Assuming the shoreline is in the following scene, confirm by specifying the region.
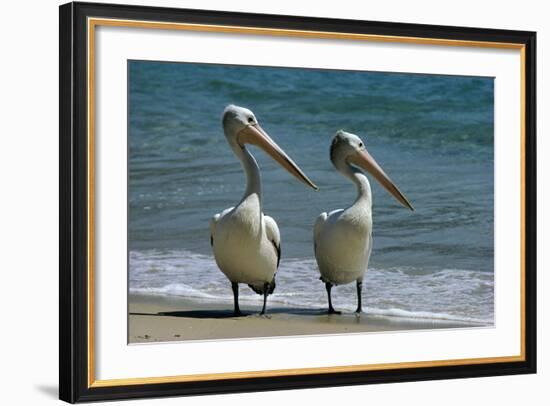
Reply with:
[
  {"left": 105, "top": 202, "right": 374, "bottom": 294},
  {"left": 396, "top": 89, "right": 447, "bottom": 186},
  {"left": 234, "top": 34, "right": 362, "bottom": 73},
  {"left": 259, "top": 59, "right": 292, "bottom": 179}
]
[{"left": 129, "top": 293, "right": 487, "bottom": 343}]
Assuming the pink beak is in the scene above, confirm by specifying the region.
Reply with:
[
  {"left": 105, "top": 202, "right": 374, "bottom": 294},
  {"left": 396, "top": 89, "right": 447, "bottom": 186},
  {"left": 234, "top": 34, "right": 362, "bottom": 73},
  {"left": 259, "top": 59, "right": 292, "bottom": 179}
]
[
  {"left": 349, "top": 149, "right": 414, "bottom": 211},
  {"left": 237, "top": 124, "right": 318, "bottom": 191}
]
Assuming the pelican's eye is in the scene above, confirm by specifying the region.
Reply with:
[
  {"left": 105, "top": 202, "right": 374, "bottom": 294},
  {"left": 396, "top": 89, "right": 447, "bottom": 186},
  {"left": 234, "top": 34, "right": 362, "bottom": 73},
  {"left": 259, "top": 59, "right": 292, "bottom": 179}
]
[
  {"left": 358, "top": 142, "right": 364, "bottom": 148},
  {"left": 248, "top": 116, "right": 255, "bottom": 124}
]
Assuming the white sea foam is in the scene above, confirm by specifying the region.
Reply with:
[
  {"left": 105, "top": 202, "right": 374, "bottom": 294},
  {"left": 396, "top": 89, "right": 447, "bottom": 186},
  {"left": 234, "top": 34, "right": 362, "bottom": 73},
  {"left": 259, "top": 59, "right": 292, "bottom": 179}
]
[{"left": 129, "top": 249, "right": 494, "bottom": 325}]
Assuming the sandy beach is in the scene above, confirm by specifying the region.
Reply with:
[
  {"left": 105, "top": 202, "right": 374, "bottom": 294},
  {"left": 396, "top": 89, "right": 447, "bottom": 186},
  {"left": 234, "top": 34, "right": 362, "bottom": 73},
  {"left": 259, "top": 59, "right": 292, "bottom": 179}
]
[{"left": 129, "top": 293, "right": 480, "bottom": 343}]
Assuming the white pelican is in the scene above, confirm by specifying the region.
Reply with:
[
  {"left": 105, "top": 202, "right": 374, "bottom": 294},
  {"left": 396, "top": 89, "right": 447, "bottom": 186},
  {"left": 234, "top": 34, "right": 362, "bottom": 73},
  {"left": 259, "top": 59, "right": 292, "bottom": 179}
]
[
  {"left": 210, "top": 105, "right": 318, "bottom": 315},
  {"left": 314, "top": 130, "right": 414, "bottom": 314}
]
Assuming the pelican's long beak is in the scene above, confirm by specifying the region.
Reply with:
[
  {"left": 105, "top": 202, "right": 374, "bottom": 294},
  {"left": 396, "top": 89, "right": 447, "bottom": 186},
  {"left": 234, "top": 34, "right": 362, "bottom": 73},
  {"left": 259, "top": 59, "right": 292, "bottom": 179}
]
[
  {"left": 238, "top": 124, "right": 318, "bottom": 190},
  {"left": 349, "top": 149, "right": 414, "bottom": 211}
]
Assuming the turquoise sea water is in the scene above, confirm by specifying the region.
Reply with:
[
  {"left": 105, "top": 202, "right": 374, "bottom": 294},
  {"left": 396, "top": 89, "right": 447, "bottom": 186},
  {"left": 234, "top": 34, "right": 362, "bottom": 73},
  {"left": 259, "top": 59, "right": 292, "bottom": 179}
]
[{"left": 128, "top": 61, "right": 494, "bottom": 324}]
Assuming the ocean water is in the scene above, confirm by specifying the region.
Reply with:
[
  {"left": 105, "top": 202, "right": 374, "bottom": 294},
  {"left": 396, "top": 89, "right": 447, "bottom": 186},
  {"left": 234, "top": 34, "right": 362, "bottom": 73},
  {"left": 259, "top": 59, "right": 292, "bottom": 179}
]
[{"left": 129, "top": 61, "right": 494, "bottom": 325}]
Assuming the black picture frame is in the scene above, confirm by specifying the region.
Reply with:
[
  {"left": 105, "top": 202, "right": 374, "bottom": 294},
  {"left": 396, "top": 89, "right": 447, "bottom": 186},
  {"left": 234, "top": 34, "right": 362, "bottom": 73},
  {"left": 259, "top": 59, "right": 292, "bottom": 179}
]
[{"left": 59, "top": 1, "right": 537, "bottom": 403}]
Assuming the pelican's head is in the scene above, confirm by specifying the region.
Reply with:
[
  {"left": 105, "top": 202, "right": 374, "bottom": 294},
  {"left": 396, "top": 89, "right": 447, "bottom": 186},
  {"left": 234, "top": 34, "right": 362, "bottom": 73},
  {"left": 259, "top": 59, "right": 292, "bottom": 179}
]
[
  {"left": 330, "top": 130, "right": 414, "bottom": 210},
  {"left": 222, "top": 104, "right": 318, "bottom": 191},
  {"left": 222, "top": 104, "right": 258, "bottom": 139}
]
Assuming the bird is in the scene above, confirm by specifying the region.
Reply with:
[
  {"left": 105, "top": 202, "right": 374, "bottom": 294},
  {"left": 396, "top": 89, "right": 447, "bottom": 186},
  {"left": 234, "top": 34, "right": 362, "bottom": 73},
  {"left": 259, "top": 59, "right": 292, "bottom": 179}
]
[
  {"left": 210, "top": 105, "right": 318, "bottom": 316},
  {"left": 313, "top": 130, "right": 414, "bottom": 314}
]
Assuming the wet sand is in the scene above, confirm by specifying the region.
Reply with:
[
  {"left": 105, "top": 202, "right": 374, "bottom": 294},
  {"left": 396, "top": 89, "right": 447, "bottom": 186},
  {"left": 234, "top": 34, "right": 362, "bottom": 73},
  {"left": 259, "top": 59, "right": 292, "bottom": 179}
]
[{"left": 129, "top": 294, "right": 479, "bottom": 343}]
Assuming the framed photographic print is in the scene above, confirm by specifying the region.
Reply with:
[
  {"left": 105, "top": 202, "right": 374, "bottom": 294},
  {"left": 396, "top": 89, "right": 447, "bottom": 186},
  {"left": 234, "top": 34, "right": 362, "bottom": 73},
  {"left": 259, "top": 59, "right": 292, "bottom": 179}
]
[{"left": 59, "top": 1, "right": 537, "bottom": 403}]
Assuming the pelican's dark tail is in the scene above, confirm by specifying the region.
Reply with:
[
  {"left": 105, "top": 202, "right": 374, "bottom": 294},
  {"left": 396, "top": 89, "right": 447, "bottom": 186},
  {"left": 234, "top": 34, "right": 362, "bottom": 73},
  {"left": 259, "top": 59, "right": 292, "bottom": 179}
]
[{"left": 248, "top": 277, "right": 276, "bottom": 295}]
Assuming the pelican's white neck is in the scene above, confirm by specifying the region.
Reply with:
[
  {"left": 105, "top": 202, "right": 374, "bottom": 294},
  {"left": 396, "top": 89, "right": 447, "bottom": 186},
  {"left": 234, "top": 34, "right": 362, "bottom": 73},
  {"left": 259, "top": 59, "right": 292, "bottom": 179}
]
[
  {"left": 231, "top": 142, "right": 262, "bottom": 207},
  {"left": 335, "top": 158, "right": 372, "bottom": 209},
  {"left": 351, "top": 168, "right": 372, "bottom": 207}
]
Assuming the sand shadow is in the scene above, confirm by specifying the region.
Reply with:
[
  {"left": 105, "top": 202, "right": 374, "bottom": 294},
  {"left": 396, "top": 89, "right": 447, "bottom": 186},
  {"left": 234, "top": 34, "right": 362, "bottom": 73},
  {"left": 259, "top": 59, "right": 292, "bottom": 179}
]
[
  {"left": 130, "top": 307, "right": 328, "bottom": 319},
  {"left": 160, "top": 310, "right": 249, "bottom": 319},
  {"left": 130, "top": 310, "right": 249, "bottom": 319}
]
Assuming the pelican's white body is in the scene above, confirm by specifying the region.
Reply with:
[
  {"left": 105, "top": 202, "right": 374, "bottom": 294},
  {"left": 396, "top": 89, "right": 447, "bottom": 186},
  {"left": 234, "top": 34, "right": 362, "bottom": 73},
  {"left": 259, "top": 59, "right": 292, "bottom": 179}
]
[
  {"left": 314, "top": 191, "right": 373, "bottom": 285},
  {"left": 210, "top": 107, "right": 282, "bottom": 293},
  {"left": 314, "top": 131, "right": 412, "bottom": 313},
  {"left": 210, "top": 194, "right": 280, "bottom": 291},
  {"left": 210, "top": 105, "right": 315, "bottom": 301},
  {"left": 314, "top": 130, "right": 379, "bottom": 287}
]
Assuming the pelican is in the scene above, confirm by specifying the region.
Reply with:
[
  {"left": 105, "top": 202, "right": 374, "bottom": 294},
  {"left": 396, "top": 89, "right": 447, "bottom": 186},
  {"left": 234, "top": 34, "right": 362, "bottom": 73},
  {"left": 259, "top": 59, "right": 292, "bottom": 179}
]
[
  {"left": 210, "top": 105, "right": 318, "bottom": 316},
  {"left": 314, "top": 130, "right": 414, "bottom": 314}
]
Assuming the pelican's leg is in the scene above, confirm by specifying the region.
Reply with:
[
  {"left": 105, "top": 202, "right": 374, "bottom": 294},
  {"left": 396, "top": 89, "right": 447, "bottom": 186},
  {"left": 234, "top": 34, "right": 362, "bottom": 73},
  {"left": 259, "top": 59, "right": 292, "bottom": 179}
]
[
  {"left": 260, "top": 282, "right": 269, "bottom": 316},
  {"left": 355, "top": 279, "right": 363, "bottom": 314},
  {"left": 231, "top": 282, "right": 242, "bottom": 316},
  {"left": 325, "top": 282, "right": 341, "bottom": 315}
]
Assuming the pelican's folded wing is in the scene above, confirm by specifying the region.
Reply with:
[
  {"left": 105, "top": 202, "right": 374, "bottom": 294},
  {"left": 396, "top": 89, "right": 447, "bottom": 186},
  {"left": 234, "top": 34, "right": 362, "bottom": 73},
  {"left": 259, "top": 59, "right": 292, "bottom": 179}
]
[
  {"left": 313, "top": 212, "right": 328, "bottom": 254},
  {"left": 209, "top": 207, "right": 233, "bottom": 247},
  {"left": 264, "top": 215, "right": 281, "bottom": 268}
]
